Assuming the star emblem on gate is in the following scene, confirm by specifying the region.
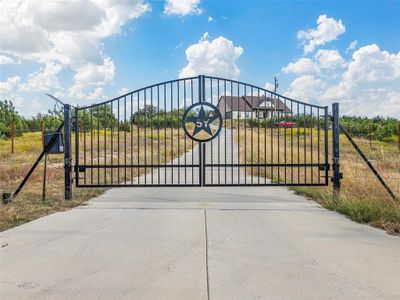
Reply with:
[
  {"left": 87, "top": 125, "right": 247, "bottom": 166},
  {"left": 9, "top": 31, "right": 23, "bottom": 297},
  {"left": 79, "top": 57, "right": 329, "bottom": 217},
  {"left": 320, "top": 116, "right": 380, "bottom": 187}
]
[
  {"left": 186, "top": 106, "right": 218, "bottom": 137},
  {"left": 182, "top": 102, "right": 223, "bottom": 142}
]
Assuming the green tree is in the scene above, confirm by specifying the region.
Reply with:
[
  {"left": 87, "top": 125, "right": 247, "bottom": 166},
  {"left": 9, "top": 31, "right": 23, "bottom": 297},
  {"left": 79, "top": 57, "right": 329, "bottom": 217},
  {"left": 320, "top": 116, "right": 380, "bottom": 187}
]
[{"left": 0, "top": 100, "right": 27, "bottom": 138}]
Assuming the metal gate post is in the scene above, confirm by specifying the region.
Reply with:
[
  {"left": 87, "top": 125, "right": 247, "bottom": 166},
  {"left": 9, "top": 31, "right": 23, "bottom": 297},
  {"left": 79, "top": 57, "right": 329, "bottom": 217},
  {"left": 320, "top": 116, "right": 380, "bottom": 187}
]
[
  {"left": 331, "top": 102, "right": 341, "bottom": 196},
  {"left": 64, "top": 104, "right": 72, "bottom": 200}
]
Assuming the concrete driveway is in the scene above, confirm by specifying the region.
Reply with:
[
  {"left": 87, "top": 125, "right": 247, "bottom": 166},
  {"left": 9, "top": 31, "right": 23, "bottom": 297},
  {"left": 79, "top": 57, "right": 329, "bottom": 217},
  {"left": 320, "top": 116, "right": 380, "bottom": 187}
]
[{"left": 1, "top": 186, "right": 400, "bottom": 300}]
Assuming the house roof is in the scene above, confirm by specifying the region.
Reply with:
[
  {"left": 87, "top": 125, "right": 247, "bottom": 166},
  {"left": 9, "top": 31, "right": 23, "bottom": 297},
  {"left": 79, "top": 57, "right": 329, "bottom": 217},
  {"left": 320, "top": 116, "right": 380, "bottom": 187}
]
[
  {"left": 218, "top": 95, "right": 291, "bottom": 113},
  {"left": 218, "top": 96, "right": 253, "bottom": 111}
]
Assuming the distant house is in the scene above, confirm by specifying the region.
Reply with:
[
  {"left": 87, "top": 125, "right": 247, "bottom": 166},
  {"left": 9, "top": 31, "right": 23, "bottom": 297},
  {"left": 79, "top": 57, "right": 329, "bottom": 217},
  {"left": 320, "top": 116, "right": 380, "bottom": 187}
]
[{"left": 217, "top": 95, "right": 291, "bottom": 119}]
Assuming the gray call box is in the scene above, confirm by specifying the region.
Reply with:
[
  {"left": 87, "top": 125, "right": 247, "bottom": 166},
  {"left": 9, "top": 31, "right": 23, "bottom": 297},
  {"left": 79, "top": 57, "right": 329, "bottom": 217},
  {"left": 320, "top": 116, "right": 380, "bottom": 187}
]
[{"left": 44, "top": 131, "right": 64, "bottom": 154}]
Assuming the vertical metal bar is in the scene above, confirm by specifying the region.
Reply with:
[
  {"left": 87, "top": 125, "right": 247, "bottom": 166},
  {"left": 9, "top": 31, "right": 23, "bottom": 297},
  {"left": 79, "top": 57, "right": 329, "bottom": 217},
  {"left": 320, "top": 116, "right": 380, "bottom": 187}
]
[
  {"left": 250, "top": 86, "right": 254, "bottom": 185},
  {"left": 157, "top": 86, "right": 160, "bottom": 185},
  {"left": 151, "top": 87, "right": 154, "bottom": 185},
  {"left": 317, "top": 108, "right": 321, "bottom": 183},
  {"left": 199, "top": 75, "right": 203, "bottom": 185},
  {"left": 257, "top": 89, "right": 260, "bottom": 184},
  {"left": 277, "top": 96, "right": 280, "bottom": 184},
  {"left": 231, "top": 81, "right": 233, "bottom": 184},
  {"left": 104, "top": 104, "right": 107, "bottom": 185},
  {"left": 90, "top": 108, "right": 93, "bottom": 185},
  {"left": 184, "top": 80, "right": 187, "bottom": 184},
  {"left": 303, "top": 105, "right": 307, "bottom": 183},
  {"left": 170, "top": 83, "right": 173, "bottom": 184},
  {"left": 42, "top": 154, "right": 47, "bottom": 202},
  {"left": 199, "top": 142, "right": 203, "bottom": 186},
  {"left": 201, "top": 143, "right": 206, "bottom": 186},
  {"left": 144, "top": 90, "right": 147, "bottom": 184},
  {"left": 74, "top": 108, "right": 80, "bottom": 186},
  {"left": 124, "top": 96, "right": 127, "bottom": 184},
  {"left": 271, "top": 94, "right": 274, "bottom": 183},
  {"left": 164, "top": 84, "right": 167, "bottom": 184},
  {"left": 290, "top": 101, "right": 293, "bottom": 184},
  {"left": 310, "top": 106, "right": 313, "bottom": 183},
  {"left": 264, "top": 90, "right": 267, "bottom": 184},
  {"left": 177, "top": 81, "right": 180, "bottom": 184},
  {"left": 244, "top": 85, "right": 247, "bottom": 185},
  {"left": 284, "top": 98, "right": 287, "bottom": 184},
  {"left": 137, "top": 93, "right": 140, "bottom": 184},
  {"left": 83, "top": 109, "right": 86, "bottom": 185},
  {"left": 191, "top": 79, "right": 194, "bottom": 184},
  {"left": 217, "top": 79, "right": 220, "bottom": 184},
  {"left": 202, "top": 75, "right": 206, "bottom": 185},
  {"left": 332, "top": 102, "right": 341, "bottom": 195},
  {"left": 318, "top": 108, "right": 321, "bottom": 184},
  {"left": 117, "top": 99, "right": 120, "bottom": 184},
  {"left": 297, "top": 103, "right": 300, "bottom": 183},
  {"left": 64, "top": 104, "right": 72, "bottom": 199},
  {"left": 224, "top": 80, "right": 227, "bottom": 184},
  {"left": 97, "top": 106, "right": 100, "bottom": 184},
  {"left": 237, "top": 82, "right": 240, "bottom": 185},
  {"left": 210, "top": 78, "right": 213, "bottom": 185},
  {"left": 131, "top": 94, "right": 133, "bottom": 184},
  {"left": 111, "top": 102, "right": 113, "bottom": 185}
]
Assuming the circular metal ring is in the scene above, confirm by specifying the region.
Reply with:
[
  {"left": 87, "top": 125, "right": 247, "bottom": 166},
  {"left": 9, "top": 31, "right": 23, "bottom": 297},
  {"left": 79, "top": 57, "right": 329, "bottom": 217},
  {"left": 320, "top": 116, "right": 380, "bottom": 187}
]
[{"left": 182, "top": 102, "right": 223, "bottom": 142}]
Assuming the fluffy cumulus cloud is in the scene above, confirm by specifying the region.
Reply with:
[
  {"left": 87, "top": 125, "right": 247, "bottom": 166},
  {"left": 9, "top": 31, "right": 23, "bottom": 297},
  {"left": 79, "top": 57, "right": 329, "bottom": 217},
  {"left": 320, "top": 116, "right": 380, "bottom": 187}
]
[
  {"left": 0, "top": 0, "right": 150, "bottom": 103},
  {"left": 164, "top": 0, "right": 202, "bottom": 16},
  {"left": 298, "top": 15, "right": 345, "bottom": 53},
  {"left": 179, "top": 33, "right": 244, "bottom": 79},
  {"left": 285, "top": 75, "right": 324, "bottom": 100},
  {"left": 280, "top": 15, "right": 400, "bottom": 117},
  {"left": 19, "top": 62, "right": 63, "bottom": 92},
  {"left": 283, "top": 45, "right": 400, "bottom": 117},
  {"left": 282, "top": 58, "right": 319, "bottom": 75},
  {"left": 315, "top": 49, "right": 345, "bottom": 69},
  {"left": 342, "top": 44, "right": 400, "bottom": 83}
]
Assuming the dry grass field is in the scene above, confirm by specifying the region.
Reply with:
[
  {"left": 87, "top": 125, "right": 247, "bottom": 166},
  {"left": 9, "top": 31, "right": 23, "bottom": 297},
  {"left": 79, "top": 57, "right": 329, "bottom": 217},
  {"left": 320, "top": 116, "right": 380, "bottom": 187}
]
[
  {"left": 0, "top": 127, "right": 194, "bottom": 231},
  {"left": 237, "top": 126, "right": 400, "bottom": 235},
  {"left": 1, "top": 123, "right": 399, "bottom": 235}
]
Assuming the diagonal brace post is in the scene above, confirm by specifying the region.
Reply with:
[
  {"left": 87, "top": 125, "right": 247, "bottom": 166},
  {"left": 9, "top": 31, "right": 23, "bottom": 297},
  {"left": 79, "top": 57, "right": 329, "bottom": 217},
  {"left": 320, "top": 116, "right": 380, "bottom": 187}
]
[{"left": 339, "top": 123, "right": 398, "bottom": 202}]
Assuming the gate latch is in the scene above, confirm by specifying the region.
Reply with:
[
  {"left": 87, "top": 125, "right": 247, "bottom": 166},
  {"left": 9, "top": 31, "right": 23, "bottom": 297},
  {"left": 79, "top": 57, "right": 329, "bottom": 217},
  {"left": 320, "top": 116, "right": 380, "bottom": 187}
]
[
  {"left": 319, "top": 164, "right": 330, "bottom": 171},
  {"left": 74, "top": 165, "right": 86, "bottom": 173}
]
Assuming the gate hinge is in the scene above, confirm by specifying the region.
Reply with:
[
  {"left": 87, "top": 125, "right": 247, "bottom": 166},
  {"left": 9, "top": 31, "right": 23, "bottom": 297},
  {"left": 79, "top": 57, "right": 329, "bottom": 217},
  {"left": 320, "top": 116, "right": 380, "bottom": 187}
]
[{"left": 331, "top": 173, "right": 343, "bottom": 182}]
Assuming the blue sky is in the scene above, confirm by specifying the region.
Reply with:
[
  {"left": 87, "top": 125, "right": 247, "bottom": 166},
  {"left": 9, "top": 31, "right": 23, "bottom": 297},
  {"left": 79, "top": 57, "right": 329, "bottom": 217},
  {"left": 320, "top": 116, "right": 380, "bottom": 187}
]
[{"left": 1, "top": 0, "right": 399, "bottom": 117}]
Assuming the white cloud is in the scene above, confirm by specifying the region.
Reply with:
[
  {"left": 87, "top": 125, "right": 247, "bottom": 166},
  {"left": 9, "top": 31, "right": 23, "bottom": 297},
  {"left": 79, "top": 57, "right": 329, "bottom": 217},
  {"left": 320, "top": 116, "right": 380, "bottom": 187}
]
[
  {"left": 344, "top": 44, "right": 400, "bottom": 83},
  {"left": 0, "top": 76, "right": 21, "bottom": 94},
  {"left": 315, "top": 49, "right": 345, "bottom": 69},
  {"left": 68, "top": 57, "right": 115, "bottom": 100},
  {"left": 19, "top": 62, "right": 62, "bottom": 92},
  {"left": 284, "top": 75, "right": 324, "bottom": 100},
  {"left": 1, "top": 0, "right": 150, "bottom": 62},
  {"left": 323, "top": 44, "right": 400, "bottom": 103},
  {"left": 208, "top": 16, "right": 214, "bottom": 22},
  {"left": 282, "top": 58, "right": 319, "bottom": 75},
  {"left": 298, "top": 15, "right": 345, "bottom": 53},
  {"left": 346, "top": 40, "right": 358, "bottom": 53},
  {"left": 282, "top": 44, "right": 400, "bottom": 117},
  {"left": 179, "top": 33, "right": 244, "bottom": 79},
  {"left": 86, "top": 87, "right": 104, "bottom": 100},
  {"left": 0, "top": 55, "right": 15, "bottom": 64},
  {"left": 0, "top": 0, "right": 150, "bottom": 104},
  {"left": 73, "top": 57, "right": 115, "bottom": 86},
  {"left": 164, "top": 0, "right": 202, "bottom": 16}
]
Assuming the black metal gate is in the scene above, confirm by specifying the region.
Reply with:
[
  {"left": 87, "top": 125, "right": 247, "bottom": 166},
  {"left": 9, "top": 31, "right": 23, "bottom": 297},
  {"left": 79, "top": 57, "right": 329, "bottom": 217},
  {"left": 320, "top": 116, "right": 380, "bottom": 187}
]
[{"left": 74, "top": 75, "right": 329, "bottom": 187}]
